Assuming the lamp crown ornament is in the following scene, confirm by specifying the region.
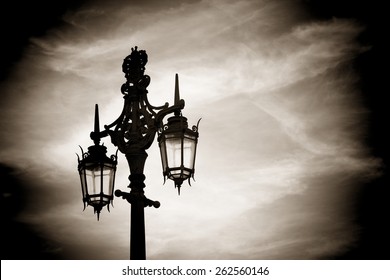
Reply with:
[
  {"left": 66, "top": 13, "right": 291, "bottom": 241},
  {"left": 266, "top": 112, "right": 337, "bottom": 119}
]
[
  {"left": 121, "top": 46, "right": 150, "bottom": 96},
  {"left": 122, "top": 46, "right": 148, "bottom": 79}
]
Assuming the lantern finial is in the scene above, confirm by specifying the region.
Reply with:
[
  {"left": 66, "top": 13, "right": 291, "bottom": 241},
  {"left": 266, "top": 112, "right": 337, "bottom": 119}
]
[
  {"left": 94, "top": 104, "right": 100, "bottom": 136},
  {"left": 90, "top": 104, "right": 103, "bottom": 145},
  {"left": 95, "top": 205, "right": 102, "bottom": 221},
  {"left": 176, "top": 182, "right": 183, "bottom": 195},
  {"left": 174, "top": 74, "right": 181, "bottom": 116}
]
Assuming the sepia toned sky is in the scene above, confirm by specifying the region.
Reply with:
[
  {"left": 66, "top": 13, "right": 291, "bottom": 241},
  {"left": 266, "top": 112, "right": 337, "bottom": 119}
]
[{"left": 1, "top": 0, "right": 388, "bottom": 260}]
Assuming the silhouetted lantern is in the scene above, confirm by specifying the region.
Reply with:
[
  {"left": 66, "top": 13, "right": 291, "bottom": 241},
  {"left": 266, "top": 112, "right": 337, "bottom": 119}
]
[
  {"left": 77, "top": 145, "right": 118, "bottom": 219},
  {"left": 77, "top": 104, "right": 118, "bottom": 220},
  {"left": 158, "top": 115, "right": 200, "bottom": 194}
]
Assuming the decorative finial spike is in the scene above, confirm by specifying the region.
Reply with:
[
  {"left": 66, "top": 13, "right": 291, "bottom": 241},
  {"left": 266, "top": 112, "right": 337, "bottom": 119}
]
[
  {"left": 94, "top": 104, "right": 100, "bottom": 134},
  {"left": 174, "top": 73, "right": 180, "bottom": 106},
  {"left": 91, "top": 104, "right": 102, "bottom": 145},
  {"left": 174, "top": 74, "right": 181, "bottom": 117}
]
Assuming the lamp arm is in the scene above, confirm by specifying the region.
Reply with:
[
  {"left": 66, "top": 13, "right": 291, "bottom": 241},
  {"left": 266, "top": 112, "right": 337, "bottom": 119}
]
[
  {"left": 115, "top": 189, "right": 160, "bottom": 208},
  {"left": 90, "top": 130, "right": 109, "bottom": 142},
  {"left": 155, "top": 99, "right": 185, "bottom": 126},
  {"left": 104, "top": 110, "right": 125, "bottom": 131},
  {"left": 144, "top": 97, "right": 169, "bottom": 111}
]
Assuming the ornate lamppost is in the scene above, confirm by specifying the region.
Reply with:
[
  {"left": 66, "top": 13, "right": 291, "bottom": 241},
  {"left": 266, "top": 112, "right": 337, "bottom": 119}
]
[{"left": 77, "top": 46, "right": 200, "bottom": 260}]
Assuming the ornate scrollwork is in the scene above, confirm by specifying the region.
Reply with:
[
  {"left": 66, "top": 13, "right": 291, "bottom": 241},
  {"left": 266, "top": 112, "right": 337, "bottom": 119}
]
[
  {"left": 76, "top": 145, "right": 89, "bottom": 161},
  {"left": 104, "top": 47, "right": 184, "bottom": 159},
  {"left": 104, "top": 46, "right": 185, "bottom": 155},
  {"left": 114, "top": 99, "right": 157, "bottom": 153},
  {"left": 192, "top": 118, "right": 202, "bottom": 132},
  {"left": 121, "top": 75, "right": 151, "bottom": 96},
  {"left": 110, "top": 151, "right": 118, "bottom": 162}
]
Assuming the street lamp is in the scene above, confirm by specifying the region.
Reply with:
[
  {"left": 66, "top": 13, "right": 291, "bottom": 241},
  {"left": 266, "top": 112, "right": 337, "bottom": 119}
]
[
  {"left": 157, "top": 75, "right": 200, "bottom": 194},
  {"left": 77, "top": 104, "right": 118, "bottom": 221},
  {"left": 76, "top": 46, "right": 200, "bottom": 260}
]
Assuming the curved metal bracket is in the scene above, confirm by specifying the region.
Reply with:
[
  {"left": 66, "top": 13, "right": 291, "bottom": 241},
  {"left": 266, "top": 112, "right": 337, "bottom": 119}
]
[{"left": 114, "top": 189, "right": 160, "bottom": 208}]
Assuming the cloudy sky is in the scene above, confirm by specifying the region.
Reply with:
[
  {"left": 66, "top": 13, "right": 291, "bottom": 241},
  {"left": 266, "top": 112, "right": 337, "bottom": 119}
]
[{"left": 1, "top": 0, "right": 388, "bottom": 260}]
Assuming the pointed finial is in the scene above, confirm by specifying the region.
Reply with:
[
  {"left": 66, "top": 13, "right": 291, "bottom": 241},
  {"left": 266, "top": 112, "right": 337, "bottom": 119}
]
[
  {"left": 91, "top": 104, "right": 101, "bottom": 145},
  {"left": 94, "top": 104, "right": 100, "bottom": 134},
  {"left": 175, "top": 181, "right": 183, "bottom": 195},
  {"left": 174, "top": 74, "right": 181, "bottom": 116},
  {"left": 174, "top": 73, "right": 180, "bottom": 106},
  {"left": 94, "top": 206, "right": 102, "bottom": 221}
]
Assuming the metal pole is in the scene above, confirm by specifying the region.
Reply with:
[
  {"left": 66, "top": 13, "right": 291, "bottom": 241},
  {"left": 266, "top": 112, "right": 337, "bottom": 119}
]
[
  {"left": 126, "top": 151, "right": 148, "bottom": 260},
  {"left": 130, "top": 191, "right": 146, "bottom": 260}
]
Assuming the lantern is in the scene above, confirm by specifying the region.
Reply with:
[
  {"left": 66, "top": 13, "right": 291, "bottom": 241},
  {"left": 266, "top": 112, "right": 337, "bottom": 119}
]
[
  {"left": 77, "top": 144, "right": 118, "bottom": 219},
  {"left": 158, "top": 115, "right": 200, "bottom": 194},
  {"left": 77, "top": 104, "right": 118, "bottom": 220}
]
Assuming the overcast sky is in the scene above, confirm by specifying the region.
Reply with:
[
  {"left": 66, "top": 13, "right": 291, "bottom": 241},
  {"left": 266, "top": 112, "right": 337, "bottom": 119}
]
[{"left": 1, "top": 0, "right": 388, "bottom": 260}]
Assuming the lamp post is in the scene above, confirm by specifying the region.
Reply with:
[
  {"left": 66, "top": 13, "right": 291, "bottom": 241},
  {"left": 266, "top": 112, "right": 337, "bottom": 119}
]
[{"left": 77, "top": 46, "right": 200, "bottom": 260}]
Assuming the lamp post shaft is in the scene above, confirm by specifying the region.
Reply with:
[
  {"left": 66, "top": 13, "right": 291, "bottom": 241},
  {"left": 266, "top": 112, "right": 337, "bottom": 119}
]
[
  {"left": 126, "top": 151, "right": 148, "bottom": 260},
  {"left": 130, "top": 194, "right": 146, "bottom": 260}
]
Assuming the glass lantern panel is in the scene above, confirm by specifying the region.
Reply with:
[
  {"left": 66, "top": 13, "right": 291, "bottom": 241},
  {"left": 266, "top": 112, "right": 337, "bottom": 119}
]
[
  {"left": 102, "top": 196, "right": 110, "bottom": 204},
  {"left": 102, "top": 164, "right": 115, "bottom": 197},
  {"left": 183, "top": 135, "right": 196, "bottom": 170},
  {"left": 165, "top": 135, "right": 182, "bottom": 168},
  {"left": 85, "top": 166, "right": 101, "bottom": 196},
  {"left": 89, "top": 195, "right": 101, "bottom": 204},
  {"left": 159, "top": 140, "right": 168, "bottom": 171},
  {"left": 79, "top": 169, "right": 87, "bottom": 199},
  {"left": 108, "top": 165, "right": 116, "bottom": 196},
  {"left": 183, "top": 169, "right": 191, "bottom": 177},
  {"left": 170, "top": 169, "right": 182, "bottom": 179}
]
